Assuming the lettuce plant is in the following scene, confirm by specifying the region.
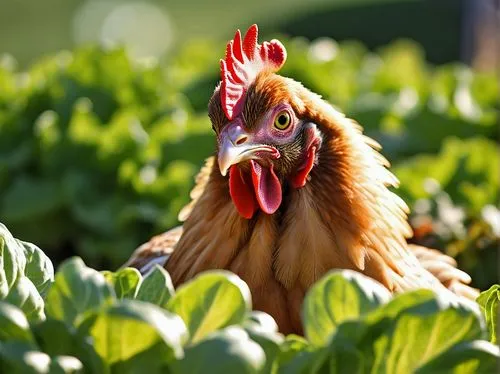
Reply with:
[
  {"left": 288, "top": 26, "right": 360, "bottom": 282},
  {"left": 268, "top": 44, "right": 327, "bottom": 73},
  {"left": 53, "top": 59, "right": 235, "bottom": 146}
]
[{"left": 0, "top": 223, "right": 498, "bottom": 373}]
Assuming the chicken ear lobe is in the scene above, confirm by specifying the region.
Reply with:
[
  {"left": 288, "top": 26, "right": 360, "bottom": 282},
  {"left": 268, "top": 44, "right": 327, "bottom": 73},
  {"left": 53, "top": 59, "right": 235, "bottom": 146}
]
[
  {"left": 289, "top": 123, "right": 322, "bottom": 188},
  {"left": 289, "top": 145, "right": 317, "bottom": 188}
]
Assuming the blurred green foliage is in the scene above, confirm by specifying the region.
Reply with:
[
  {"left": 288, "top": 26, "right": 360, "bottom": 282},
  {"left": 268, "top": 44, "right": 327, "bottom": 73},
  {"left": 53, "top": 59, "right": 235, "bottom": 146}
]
[
  {"left": 0, "top": 36, "right": 498, "bottom": 288},
  {"left": 0, "top": 47, "right": 213, "bottom": 267}
]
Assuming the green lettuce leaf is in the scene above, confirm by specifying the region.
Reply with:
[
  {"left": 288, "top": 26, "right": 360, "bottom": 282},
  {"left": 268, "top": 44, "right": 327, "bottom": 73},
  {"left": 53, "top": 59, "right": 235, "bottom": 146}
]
[
  {"left": 45, "top": 257, "right": 115, "bottom": 325},
  {"left": 135, "top": 265, "right": 175, "bottom": 308},
  {"left": 78, "top": 299, "right": 187, "bottom": 373},
  {"left": 167, "top": 270, "right": 251, "bottom": 344},
  {"left": 477, "top": 284, "right": 499, "bottom": 343},
  {"left": 101, "top": 267, "right": 142, "bottom": 300},
  {"left": 170, "top": 327, "right": 265, "bottom": 374},
  {"left": 0, "top": 223, "right": 53, "bottom": 321},
  {"left": 415, "top": 340, "right": 500, "bottom": 373},
  {"left": 302, "top": 269, "right": 391, "bottom": 346}
]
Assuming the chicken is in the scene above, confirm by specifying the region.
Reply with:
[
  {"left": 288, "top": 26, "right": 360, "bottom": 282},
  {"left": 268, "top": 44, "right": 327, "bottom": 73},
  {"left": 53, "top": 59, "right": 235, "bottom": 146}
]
[{"left": 123, "top": 24, "right": 478, "bottom": 334}]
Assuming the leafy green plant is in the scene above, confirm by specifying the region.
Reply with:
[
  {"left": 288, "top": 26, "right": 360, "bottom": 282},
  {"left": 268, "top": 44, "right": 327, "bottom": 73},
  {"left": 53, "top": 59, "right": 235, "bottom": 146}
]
[
  {"left": 0, "top": 223, "right": 53, "bottom": 321},
  {"left": 477, "top": 285, "right": 499, "bottom": 344},
  {"left": 0, "top": 47, "right": 213, "bottom": 269},
  {"left": 0, "top": 222, "right": 498, "bottom": 373},
  {"left": 394, "top": 137, "right": 498, "bottom": 217}
]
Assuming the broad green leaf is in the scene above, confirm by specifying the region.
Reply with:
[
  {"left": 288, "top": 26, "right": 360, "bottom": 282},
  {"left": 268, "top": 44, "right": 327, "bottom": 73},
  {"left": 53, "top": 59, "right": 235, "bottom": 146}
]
[
  {"left": 102, "top": 268, "right": 142, "bottom": 300},
  {"left": 0, "top": 225, "right": 19, "bottom": 298},
  {"left": 324, "top": 291, "right": 489, "bottom": 373},
  {"left": 45, "top": 257, "right": 115, "bottom": 325},
  {"left": 415, "top": 340, "right": 500, "bottom": 373},
  {"left": 328, "top": 342, "right": 364, "bottom": 374},
  {"left": 0, "top": 341, "right": 83, "bottom": 374},
  {"left": 365, "top": 289, "right": 437, "bottom": 323},
  {"left": 348, "top": 290, "right": 437, "bottom": 346},
  {"left": 243, "top": 312, "right": 284, "bottom": 374},
  {"left": 322, "top": 290, "right": 484, "bottom": 372},
  {"left": 277, "top": 334, "right": 310, "bottom": 368},
  {"left": 136, "top": 265, "right": 175, "bottom": 308},
  {"left": 0, "top": 223, "right": 52, "bottom": 321},
  {"left": 244, "top": 311, "right": 279, "bottom": 334},
  {"left": 19, "top": 241, "right": 54, "bottom": 298},
  {"left": 167, "top": 270, "right": 251, "bottom": 344},
  {"left": 245, "top": 326, "right": 284, "bottom": 374},
  {"left": 49, "top": 356, "right": 84, "bottom": 373},
  {"left": 0, "top": 302, "right": 35, "bottom": 344},
  {"left": 277, "top": 346, "right": 329, "bottom": 374},
  {"left": 0, "top": 341, "right": 51, "bottom": 374},
  {"left": 4, "top": 276, "right": 45, "bottom": 322},
  {"left": 369, "top": 293, "right": 484, "bottom": 373},
  {"left": 476, "top": 284, "right": 499, "bottom": 343},
  {"left": 302, "top": 270, "right": 391, "bottom": 346},
  {"left": 170, "top": 327, "right": 265, "bottom": 374},
  {"left": 78, "top": 299, "right": 187, "bottom": 373},
  {"left": 321, "top": 319, "right": 371, "bottom": 374},
  {"left": 32, "top": 318, "right": 107, "bottom": 374},
  {"left": 328, "top": 290, "right": 437, "bottom": 366}
]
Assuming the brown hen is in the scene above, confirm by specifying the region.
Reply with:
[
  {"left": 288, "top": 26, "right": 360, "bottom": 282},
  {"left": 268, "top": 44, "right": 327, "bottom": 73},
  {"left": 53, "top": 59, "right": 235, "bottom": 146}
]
[{"left": 123, "top": 25, "right": 477, "bottom": 334}]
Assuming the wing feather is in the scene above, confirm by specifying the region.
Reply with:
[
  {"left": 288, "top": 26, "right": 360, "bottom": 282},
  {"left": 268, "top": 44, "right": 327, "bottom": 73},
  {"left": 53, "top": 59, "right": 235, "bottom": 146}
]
[
  {"left": 409, "top": 244, "right": 479, "bottom": 299},
  {"left": 121, "top": 226, "right": 183, "bottom": 274},
  {"left": 178, "top": 157, "right": 215, "bottom": 221}
]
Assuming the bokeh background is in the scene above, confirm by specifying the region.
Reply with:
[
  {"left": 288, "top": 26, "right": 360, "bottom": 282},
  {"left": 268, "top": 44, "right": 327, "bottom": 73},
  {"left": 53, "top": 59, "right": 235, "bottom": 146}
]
[{"left": 0, "top": 0, "right": 498, "bottom": 289}]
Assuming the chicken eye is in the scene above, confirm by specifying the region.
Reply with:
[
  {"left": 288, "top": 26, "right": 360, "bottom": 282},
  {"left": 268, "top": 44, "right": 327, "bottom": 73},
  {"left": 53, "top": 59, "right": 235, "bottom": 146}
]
[{"left": 274, "top": 111, "right": 291, "bottom": 130}]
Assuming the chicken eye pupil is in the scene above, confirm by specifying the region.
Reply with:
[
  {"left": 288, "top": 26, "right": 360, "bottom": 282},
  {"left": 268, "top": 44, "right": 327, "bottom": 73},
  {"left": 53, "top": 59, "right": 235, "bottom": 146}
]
[{"left": 274, "top": 111, "right": 290, "bottom": 129}]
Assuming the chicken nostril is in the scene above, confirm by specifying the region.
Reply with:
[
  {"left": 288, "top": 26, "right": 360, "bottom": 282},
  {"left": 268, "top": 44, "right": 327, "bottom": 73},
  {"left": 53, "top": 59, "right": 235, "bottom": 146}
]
[{"left": 235, "top": 135, "right": 248, "bottom": 145}]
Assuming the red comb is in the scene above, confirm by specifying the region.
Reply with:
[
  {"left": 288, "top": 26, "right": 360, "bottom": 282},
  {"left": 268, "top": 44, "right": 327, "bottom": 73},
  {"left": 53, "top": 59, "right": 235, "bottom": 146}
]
[{"left": 220, "top": 24, "right": 287, "bottom": 120}]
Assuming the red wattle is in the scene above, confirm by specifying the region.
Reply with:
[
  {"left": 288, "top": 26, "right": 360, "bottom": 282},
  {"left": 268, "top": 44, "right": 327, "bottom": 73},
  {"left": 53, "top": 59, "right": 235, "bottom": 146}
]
[
  {"left": 250, "top": 160, "right": 282, "bottom": 215},
  {"left": 229, "top": 166, "right": 258, "bottom": 219},
  {"left": 290, "top": 146, "right": 317, "bottom": 188}
]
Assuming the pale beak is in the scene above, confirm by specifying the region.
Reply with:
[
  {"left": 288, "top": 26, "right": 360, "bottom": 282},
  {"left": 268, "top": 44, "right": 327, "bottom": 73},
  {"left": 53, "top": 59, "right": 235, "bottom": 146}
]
[
  {"left": 218, "top": 137, "right": 276, "bottom": 176},
  {"left": 217, "top": 123, "right": 278, "bottom": 176}
]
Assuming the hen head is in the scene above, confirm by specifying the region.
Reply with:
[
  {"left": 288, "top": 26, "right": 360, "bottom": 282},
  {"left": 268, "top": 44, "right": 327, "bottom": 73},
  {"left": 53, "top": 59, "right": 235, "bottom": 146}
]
[{"left": 209, "top": 24, "right": 327, "bottom": 219}]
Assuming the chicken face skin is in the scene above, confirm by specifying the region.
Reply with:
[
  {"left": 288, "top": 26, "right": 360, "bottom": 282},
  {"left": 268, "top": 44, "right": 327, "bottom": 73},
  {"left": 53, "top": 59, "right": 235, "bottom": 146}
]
[{"left": 217, "top": 103, "right": 310, "bottom": 175}]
